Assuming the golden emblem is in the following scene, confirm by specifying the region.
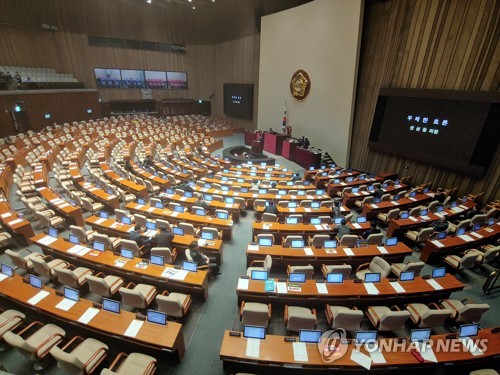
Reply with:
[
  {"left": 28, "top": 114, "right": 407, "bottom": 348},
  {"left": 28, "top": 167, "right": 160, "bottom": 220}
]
[{"left": 290, "top": 70, "right": 311, "bottom": 100}]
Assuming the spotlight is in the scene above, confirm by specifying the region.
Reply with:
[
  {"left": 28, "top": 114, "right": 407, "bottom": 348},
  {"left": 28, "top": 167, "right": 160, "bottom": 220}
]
[{"left": 146, "top": 0, "right": 152, "bottom": 3}]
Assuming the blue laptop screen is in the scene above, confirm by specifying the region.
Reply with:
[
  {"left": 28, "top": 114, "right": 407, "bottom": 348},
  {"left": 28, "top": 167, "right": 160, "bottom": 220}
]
[
  {"left": 251, "top": 270, "right": 268, "bottom": 280},
  {"left": 182, "top": 261, "right": 198, "bottom": 272},
  {"left": 289, "top": 273, "right": 306, "bottom": 283},
  {"left": 258, "top": 238, "right": 272, "bottom": 247},
  {"left": 93, "top": 241, "right": 105, "bottom": 252},
  {"left": 147, "top": 309, "right": 167, "bottom": 325},
  {"left": 291, "top": 240, "right": 304, "bottom": 248},
  {"left": 334, "top": 217, "right": 343, "bottom": 225},
  {"left": 399, "top": 271, "right": 415, "bottom": 281},
  {"left": 410, "top": 329, "right": 431, "bottom": 342},
  {"left": 201, "top": 231, "right": 214, "bottom": 240},
  {"left": 326, "top": 273, "right": 343, "bottom": 283},
  {"left": 102, "top": 298, "right": 120, "bottom": 314},
  {"left": 150, "top": 255, "right": 164, "bottom": 266},
  {"left": 69, "top": 234, "right": 80, "bottom": 244},
  {"left": 286, "top": 217, "right": 298, "bottom": 224},
  {"left": 432, "top": 267, "right": 446, "bottom": 278},
  {"left": 244, "top": 325, "right": 266, "bottom": 339},
  {"left": 355, "top": 331, "right": 378, "bottom": 344},
  {"left": 324, "top": 240, "right": 337, "bottom": 249},
  {"left": 120, "top": 249, "right": 134, "bottom": 259},
  {"left": 364, "top": 273, "right": 381, "bottom": 283},
  {"left": 173, "top": 227, "right": 184, "bottom": 236},
  {"left": 217, "top": 212, "right": 229, "bottom": 219},
  {"left": 1, "top": 263, "right": 13, "bottom": 277},
  {"left": 122, "top": 216, "right": 132, "bottom": 225},
  {"left": 299, "top": 330, "right": 322, "bottom": 343},
  {"left": 64, "top": 287, "right": 79, "bottom": 301},
  {"left": 100, "top": 211, "right": 109, "bottom": 219},
  {"left": 310, "top": 218, "right": 321, "bottom": 225},
  {"left": 48, "top": 227, "right": 58, "bottom": 238},
  {"left": 357, "top": 216, "right": 367, "bottom": 223},
  {"left": 29, "top": 274, "right": 42, "bottom": 289},
  {"left": 311, "top": 202, "right": 320, "bottom": 209},
  {"left": 386, "top": 237, "right": 398, "bottom": 246},
  {"left": 146, "top": 222, "right": 156, "bottom": 230}
]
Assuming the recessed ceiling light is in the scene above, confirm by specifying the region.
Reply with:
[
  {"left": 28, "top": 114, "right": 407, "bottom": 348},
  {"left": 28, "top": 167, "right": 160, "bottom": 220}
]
[
  {"left": 192, "top": 6, "right": 196, "bottom": 9},
  {"left": 146, "top": 0, "right": 152, "bottom": 3}
]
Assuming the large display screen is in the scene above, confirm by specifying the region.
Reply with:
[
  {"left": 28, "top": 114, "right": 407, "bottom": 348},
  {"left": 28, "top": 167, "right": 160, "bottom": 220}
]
[
  {"left": 223, "top": 83, "right": 254, "bottom": 120},
  {"left": 368, "top": 88, "right": 500, "bottom": 176},
  {"left": 94, "top": 68, "right": 122, "bottom": 88},
  {"left": 121, "top": 69, "right": 145, "bottom": 89},
  {"left": 145, "top": 70, "right": 167, "bottom": 89},
  {"left": 167, "top": 71, "right": 188, "bottom": 89}
]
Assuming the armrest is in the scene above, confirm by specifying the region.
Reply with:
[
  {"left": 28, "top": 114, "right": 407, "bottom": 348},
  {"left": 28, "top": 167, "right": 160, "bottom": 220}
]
[
  {"left": 391, "top": 305, "right": 402, "bottom": 311},
  {"left": 42, "top": 255, "right": 54, "bottom": 261},
  {"left": 35, "top": 332, "right": 65, "bottom": 359},
  {"left": 248, "top": 260, "right": 264, "bottom": 267},
  {"left": 94, "top": 271, "right": 105, "bottom": 278},
  {"left": 367, "top": 307, "right": 380, "bottom": 328},
  {"left": 67, "top": 264, "right": 76, "bottom": 271},
  {"left": 161, "top": 290, "right": 170, "bottom": 296},
  {"left": 83, "top": 346, "right": 108, "bottom": 374},
  {"left": 0, "top": 314, "right": 23, "bottom": 330},
  {"left": 172, "top": 248, "right": 178, "bottom": 262},
  {"left": 109, "top": 277, "right": 125, "bottom": 289},
  {"left": 268, "top": 303, "right": 272, "bottom": 321},
  {"left": 284, "top": 305, "right": 289, "bottom": 324},
  {"left": 182, "top": 295, "right": 192, "bottom": 312},
  {"left": 324, "top": 304, "right": 333, "bottom": 325},
  {"left": 428, "top": 302, "right": 441, "bottom": 310},
  {"left": 461, "top": 298, "right": 475, "bottom": 304},
  {"left": 321, "top": 264, "right": 328, "bottom": 278},
  {"left": 124, "top": 281, "right": 136, "bottom": 289},
  {"left": 143, "top": 287, "right": 157, "bottom": 303},
  {"left": 108, "top": 352, "right": 128, "bottom": 372},
  {"left": 15, "top": 320, "right": 44, "bottom": 337},
  {"left": 60, "top": 335, "right": 84, "bottom": 351},
  {"left": 240, "top": 301, "right": 246, "bottom": 320},
  {"left": 356, "top": 262, "right": 370, "bottom": 273}
]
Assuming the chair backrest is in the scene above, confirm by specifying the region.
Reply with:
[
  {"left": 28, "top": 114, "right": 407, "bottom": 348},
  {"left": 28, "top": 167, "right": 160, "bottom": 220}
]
[
  {"left": 283, "top": 235, "right": 304, "bottom": 246},
  {"left": 5, "top": 249, "right": 30, "bottom": 270},
  {"left": 201, "top": 227, "right": 220, "bottom": 239},
  {"left": 119, "top": 287, "right": 147, "bottom": 308},
  {"left": 378, "top": 310, "right": 411, "bottom": 331},
  {"left": 320, "top": 201, "right": 332, "bottom": 208},
  {"left": 255, "top": 234, "right": 274, "bottom": 244},
  {"left": 427, "top": 200, "right": 439, "bottom": 212},
  {"left": 134, "top": 214, "right": 147, "bottom": 228},
  {"left": 332, "top": 308, "right": 363, "bottom": 331},
  {"left": 3, "top": 331, "right": 36, "bottom": 359},
  {"left": 254, "top": 199, "right": 265, "bottom": 209},
  {"left": 310, "top": 235, "right": 330, "bottom": 247},
  {"left": 262, "top": 213, "right": 277, "bottom": 222},
  {"left": 362, "top": 196, "right": 374, "bottom": 204},
  {"left": 458, "top": 253, "right": 479, "bottom": 270},
  {"left": 289, "top": 214, "right": 303, "bottom": 223},
  {"left": 386, "top": 208, "right": 400, "bottom": 220},
  {"left": 93, "top": 233, "right": 115, "bottom": 250},
  {"left": 366, "top": 233, "right": 384, "bottom": 245},
  {"left": 482, "top": 246, "right": 500, "bottom": 263},
  {"left": 456, "top": 219, "right": 471, "bottom": 229},
  {"left": 326, "top": 264, "right": 352, "bottom": 279},
  {"left": 156, "top": 295, "right": 183, "bottom": 318},
  {"left": 31, "top": 256, "right": 52, "bottom": 277},
  {"left": 470, "top": 214, "right": 486, "bottom": 226},
  {"left": 401, "top": 261, "right": 426, "bottom": 276},
  {"left": 51, "top": 345, "right": 83, "bottom": 374},
  {"left": 151, "top": 247, "right": 174, "bottom": 264},
  {"left": 70, "top": 225, "right": 89, "bottom": 243},
  {"left": 368, "top": 256, "right": 391, "bottom": 278},
  {"left": 300, "top": 200, "right": 312, "bottom": 207},
  {"left": 420, "top": 308, "right": 451, "bottom": 328},
  {"left": 85, "top": 275, "right": 112, "bottom": 297},
  {"left": 456, "top": 304, "right": 490, "bottom": 323},
  {"left": 263, "top": 255, "right": 272, "bottom": 272},
  {"left": 339, "top": 235, "right": 358, "bottom": 247},
  {"left": 241, "top": 303, "right": 269, "bottom": 327},
  {"left": 120, "top": 239, "right": 141, "bottom": 257},
  {"left": 290, "top": 265, "right": 314, "bottom": 279},
  {"left": 53, "top": 267, "right": 79, "bottom": 288},
  {"left": 416, "top": 227, "right": 434, "bottom": 242},
  {"left": 179, "top": 222, "right": 196, "bottom": 236}
]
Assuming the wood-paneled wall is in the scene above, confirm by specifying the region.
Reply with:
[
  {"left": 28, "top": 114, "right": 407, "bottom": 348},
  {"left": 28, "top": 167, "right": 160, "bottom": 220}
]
[
  {"left": 350, "top": 0, "right": 500, "bottom": 203},
  {"left": 0, "top": 24, "right": 257, "bottom": 129}
]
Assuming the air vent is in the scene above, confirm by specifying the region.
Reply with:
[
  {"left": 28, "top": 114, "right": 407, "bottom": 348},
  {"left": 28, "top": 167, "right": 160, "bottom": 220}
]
[{"left": 88, "top": 36, "right": 187, "bottom": 54}]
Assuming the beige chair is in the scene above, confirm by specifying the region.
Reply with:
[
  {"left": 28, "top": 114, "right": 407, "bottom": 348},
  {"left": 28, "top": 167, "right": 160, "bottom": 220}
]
[
  {"left": 470, "top": 214, "right": 486, "bottom": 226},
  {"left": 356, "top": 256, "right": 391, "bottom": 279},
  {"left": 119, "top": 282, "right": 157, "bottom": 309},
  {"left": 308, "top": 235, "right": 330, "bottom": 247},
  {"left": 444, "top": 252, "right": 479, "bottom": 272},
  {"left": 85, "top": 272, "right": 124, "bottom": 298},
  {"left": 284, "top": 305, "right": 317, "bottom": 332},
  {"left": 366, "top": 305, "right": 411, "bottom": 331},
  {"left": 114, "top": 209, "right": 133, "bottom": 223},
  {"left": 93, "top": 233, "right": 121, "bottom": 250},
  {"left": 54, "top": 265, "right": 92, "bottom": 289},
  {"left": 282, "top": 235, "right": 304, "bottom": 246},
  {"left": 50, "top": 336, "right": 108, "bottom": 375},
  {"left": 439, "top": 299, "right": 490, "bottom": 323},
  {"left": 377, "top": 208, "right": 400, "bottom": 223},
  {"left": 36, "top": 212, "right": 65, "bottom": 228},
  {"left": 0, "top": 230, "right": 12, "bottom": 246},
  {"left": 0, "top": 309, "right": 25, "bottom": 340},
  {"left": 144, "top": 180, "right": 160, "bottom": 194},
  {"left": 339, "top": 235, "right": 358, "bottom": 247},
  {"left": 101, "top": 352, "right": 157, "bottom": 375},
  {"left": 4, "top": 322, "right": 65, "bottom": 366},
  {"left": 246, "top": 255, "right": 272, "bottom": 277},
  {"left": 81, "top": 197, "right": 105, "bottom": 213},
  {"left": 404, "top": 227, "right": 434, "bottom": 244},
  {"left": 179, "top": 223, "right": 199, "bottom": 237},
  {"left": 325, "top": 305, "right": 363, "bottom": 331},
  {"left": 120, "top": 239, "right": 143, "bottom": 258},
  {"left": 447, "top": 219, "right": 471, "bottom": 234},
  {"left": 366, "top": 233, "right": 384, "bottom": 245},
  {"left": 262, "top": 213, "right": 278, "bottom": 223},
  {"left": 255, "top": 233, "right": 274, "bottom": 244},
  {"left": 201, "top": 226, "right": 222, "bottom": 240},
  {"left": 405, "top": 302, "right": 452, "bottom": 328},
  {"left": 321, "top": 264, "right": 352, "bottom": 279},
  {"left": 469, "top": 370, "right": 498, "bottom": 375},
  {"left": 155, "top": 291, "right": 192, "bottom": 318},
  {"left": 287, "top": 264, "right": 314, "bottom": 279},
  {"left": 390, "top": 261, "right": 426, "bottom": 277},
  {"left": 150, "top": 247, "right": 177, "bottom": 264},
  {"left": 134, "top": 214, "right": 148, "bottom": 228},
  {"left": 70, "top": 225, "right": 96, "bottom": 244},
  {"left": 240, "top": 301, "right": 271, "bottom": 328},
  {"left": 5, "top": 248, "right": 44, "bottom": 271},
  {"left": 31, "top": 256, "right": 68, "bottom": 279},
  {"left": 355, "top": 196, "right": 373, "bottom": 208},
  {"left": 466, "top": 246, "right": 500, "bottom": 264}
]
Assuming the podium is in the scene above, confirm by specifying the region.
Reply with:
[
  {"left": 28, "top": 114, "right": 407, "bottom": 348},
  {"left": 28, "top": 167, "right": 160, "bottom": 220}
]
[
  {"left": 293, "top": 147, "right": 321, "bottom": 169},
  {"left": 281, "top": 139, "right": 296, "bottom": 159},
  {"left": 251, "top": 141, "right": 262, "bottom": 154},
  {"left": 263, "top": 133, "right": 290, "bottom": 155},
  {"left": 244, "top": 130, "right": 257, "bottom": 145}
]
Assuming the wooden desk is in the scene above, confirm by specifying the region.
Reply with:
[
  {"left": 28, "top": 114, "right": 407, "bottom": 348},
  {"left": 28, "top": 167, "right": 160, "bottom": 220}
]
[
  {"left": 304, "top": 166, "right": 342, "bottom": 181},
  {"left": 78, "top": 182, "right": 120, "bottom": 211},
  {"left": 245, "top": 242, "right": 412, "bottom": 268},
  {"left": 0, "top": 274, "right": 185, "bottom": 361},
  {"left": 85, "top": 215, "right": 224, "bottom": 265},
  {"left": 386, "top": 200, "right": 476, "bottom": 238},
  {"left": 68, "top": 163, "right": 85, "bottom": 183},
  {"left": 361, "top": 194, "right": 433, "bottom": 220},
  {"left": 255, "top": 205, "right": 350, "bottom": 220},
  {"left": 314, "top": 171, "right": 361, "bottom": 188},
  {"left": 130, "top": 161, "right": 170, "bottom": 188},
  {"left": 99, "top": 163, "right": 149, "bottom": 200},
  {"left": 125, "top": 202, "right": 234, "bottom": 240},
  {"left": 152, "top": 161, "right": 191, "bottom": 181},
  {"left": 36, "top": 186, "right": 85, "bottom": 227},
  {"left": 0, "top": 201, "right": 35, "bottom": 245},
  {"left": 293, "top": 146, "right": 321, "bottom": 169},
  {"left": 31, "top": 233, "right": 209, "bottom": 300},
  {"left": 236, "top": 275, "right": 464, "bottom": 307},
  {"left": 229, "top": 166, "right": 293, "bottom": 177},
  {"left": 191, "top": 156, "right": 221, "bottom": 173},
  {"left": 252, "top": 222, "right": 336, "bottom": 242},
  {"left": 158, "top": 193, "right": 241, "bottom": 222},
  {"left": 342, "top": 184, "right": 408, "bottom": 207},
  {"left": 217, "top": 171, "right": 287, "bottom": 183},
  {"left": 421, "top": 222, "right": 500, "bottom": 263},
  {"left": 220, "top": 329, "right": 500, "bottom": 373},
  {"left": 327, "top": 177, "right": 382, "bottom": 196}
]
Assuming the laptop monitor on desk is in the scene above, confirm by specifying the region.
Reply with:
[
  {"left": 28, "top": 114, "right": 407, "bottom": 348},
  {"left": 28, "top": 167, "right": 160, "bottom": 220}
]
[
  {"left": 243, "top": 325, "right": 266, "bottom": 340},
  {"left": 326, "top": 273, "right": 343, "bottom": 283},
  {"left": 299, "top": 330, "right": 322, "bottom": 343},
  {"left": 147, "top": 309, "right": 167, "bottom": 326},
  {"left": 364, "top": 273, "right": 381, "bottom": 283},
  {"left": 410, "top": 328, "right": 431, "bottom": 342},
  {"left": 289, "top": 273, "right": 306, "bottom": 283},
  {"left": 102, "top": 298, "right": 120, "bottom": 314},
  {"left": 251, "top": 270, "right": 268, "bottom": 281},
  {"left": 291, "top": 240, "right": 304, "bottom": 248},
  {"left": 150, "top": 254, "right": 164, "bottom": 266}
]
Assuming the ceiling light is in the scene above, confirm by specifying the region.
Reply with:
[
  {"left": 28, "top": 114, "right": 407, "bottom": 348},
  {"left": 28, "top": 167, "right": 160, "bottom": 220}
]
[
  {"left": 192, "top": 6, "right": 196, "bottom": 9},
  {"left": 146, "top": 0, "right": 152, "bottom": 3}
]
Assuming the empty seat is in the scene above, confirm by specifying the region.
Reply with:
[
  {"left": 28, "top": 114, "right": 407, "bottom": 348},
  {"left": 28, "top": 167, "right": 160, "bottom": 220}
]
[
  {"left": 439, "top": 299, "right": 490, "bottom": 323},
  {"left": 69, "top": 225, "right": 96, "bottom": 244},
  {"left": 338, "top": 235, "right": 358, "bottom": 247},
  {"left": 325, "top": 305, "right": 363, "bottom": 331},
  {"left": 444, "top": 252, "right": 479, "bottom": 272},
  {"left": 287, "top": 264, "right": 314, "bottom": 279},
  {"left": 366, "top": 305, "right": 411, "bottom": 331},
  {"left": 262, "top": 213, "right": 277, "bottom": 222},
  {"left": 50, "top": 336, "right": 108, "bottom": 375},
  {"left": 240, "top": 301, "right": 271, "bottom": 328},
  {"left": 405, "top": 302, "right": 452, "bottom": 328},
  {"left": 390, "top": 261, "right": 426, "bottom": 277},
  {"left": 85, "top": 272, "right": 124, "bottom": 298},
  {"left": 150, "top": 247, "right": 177, "bottom": 264},
  {"left": 284, "top": 305, "right": 317, "bottom": 332},
  {"left": 119, "top": 282, "right": 157, "bottom": 309},
  {"left": 246, "top": 255, "right": 272, "bottom": 277},
  {"left": 355, "top": 256, "right": 391, "bottom": 279},
  {"left": 377, "top": 208, "right": 400, "bottom": 223},
  {"left": 0, "top": 309, "right": 25, "bottom": 340},
  {"left": 308, "top": 234, "right": 330, "bottom": 247},
  {"left": 466, "top": 246, "right": 500, "bottom": 264},
  {"left": 31, "top": 256, "right": 68, "bottom": 279},
  {"left": 365, "top": 233, "right": 384, "bottom": 245},
  {"left": 321, "top": 264, "right": 352, "bottom": 279},
  {"left": 53, "top": 265, "right": 92, "bottom": 288},
  {"left": 5, "top": 248, "right": 44, "bottom": 271},
  {"left": 101, "top": 352, "right": 157, "bottom": 375},
  {"left": 404, "top": 227, "right": 434, "bottom": 244},
  {"left": 155, "top": 291, "right": 192, "bottom": 318}
]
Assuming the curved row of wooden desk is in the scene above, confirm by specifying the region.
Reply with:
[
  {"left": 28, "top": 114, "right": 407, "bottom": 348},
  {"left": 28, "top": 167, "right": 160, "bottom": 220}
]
[
  {"left": 0, "top": 274, "right": 185, "bottom": 361},
  {"left": 31, "top": 233, "right": 210, "bottom": 300},
  {"left": 220, "top": 328, "right": 500, "bottom": 373}
]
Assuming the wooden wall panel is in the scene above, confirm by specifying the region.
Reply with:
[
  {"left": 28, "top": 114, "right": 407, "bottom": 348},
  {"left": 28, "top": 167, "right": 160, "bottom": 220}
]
[{"left": 350, "top": 0, "right": 500, "bottom": 203}]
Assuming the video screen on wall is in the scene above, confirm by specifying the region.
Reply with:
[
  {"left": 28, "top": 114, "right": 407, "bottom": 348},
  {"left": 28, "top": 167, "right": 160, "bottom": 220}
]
[
  {"left": 145, "top": 70, "right": 167, "bottom": 89},
  {"left": 223, "top": 83, "right": 254, "bottom": 120},
  {"left": 94, "top": 68, "right": 122, "bottom": 88},
  {"left": 121, "top": 69, "right": 145, "bottom": 89},
  {"left": 368, "top": 88, "right": 500, "bottom": 176},
  {"left": 167, "top": 71, "right": 188, "bottom": 89}
]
